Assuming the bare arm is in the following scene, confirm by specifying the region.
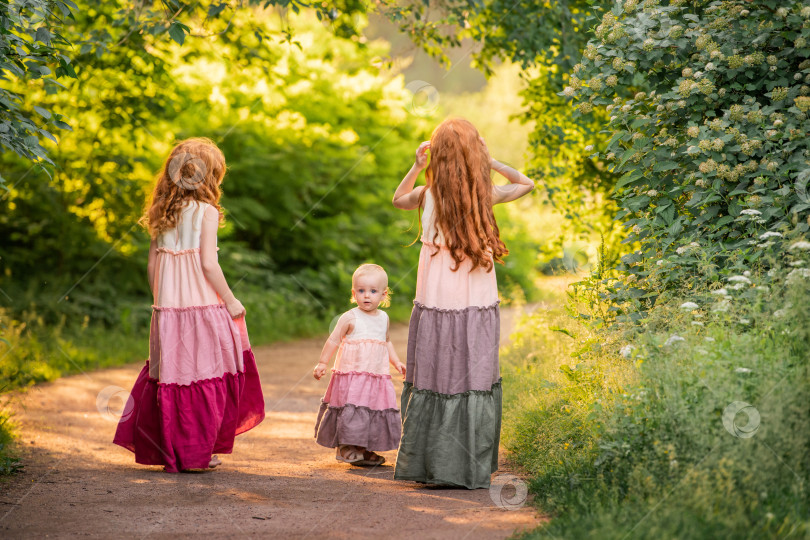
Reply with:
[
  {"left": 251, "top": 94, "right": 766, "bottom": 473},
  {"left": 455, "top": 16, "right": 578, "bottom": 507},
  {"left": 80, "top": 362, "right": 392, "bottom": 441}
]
[
  {"left": 313, "top": 312, "right": 355, "bottom": 380},
  {"left": 147, "top": 238, "right": 158, "bottom": 295},
  {"left": 491, "top": 159, "right": 535, "bottom": 204},
  {"left": 392, "top": 141, "right": 430, "bottom": 210},
  {"left": 385, "top": 318, "right": 405, "bottom": 376},
  {"left": 200, "top": 205, "right": 244, "bottom": 319},
  {"left": 386, "top": 342, "right": 405, "bottom": 377}
]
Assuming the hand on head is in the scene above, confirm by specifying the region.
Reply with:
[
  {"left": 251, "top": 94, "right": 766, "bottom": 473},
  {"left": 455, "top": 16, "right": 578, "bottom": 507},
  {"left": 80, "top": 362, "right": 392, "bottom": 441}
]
[{"left": 414, "top": 141, "right": 430, "bottom": 170}]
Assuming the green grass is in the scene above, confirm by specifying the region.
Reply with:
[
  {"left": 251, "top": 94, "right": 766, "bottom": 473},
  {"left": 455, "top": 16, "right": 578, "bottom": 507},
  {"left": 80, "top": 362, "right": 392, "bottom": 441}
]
[
  {"left": 0, "top": 404, "right": 22, "bottom": 477},
  {"left": 502, "top": 278, "right": 810, "bottom": 539}
]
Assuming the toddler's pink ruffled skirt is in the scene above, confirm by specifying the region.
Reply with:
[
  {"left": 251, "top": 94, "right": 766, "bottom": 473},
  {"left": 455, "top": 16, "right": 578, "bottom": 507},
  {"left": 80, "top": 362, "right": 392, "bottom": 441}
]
[
  {"left": 314, "top": 339, "right": 401, "bottom": 451},
  {"left": 113, "top": 306, "right": 265, "bottom": 472}
]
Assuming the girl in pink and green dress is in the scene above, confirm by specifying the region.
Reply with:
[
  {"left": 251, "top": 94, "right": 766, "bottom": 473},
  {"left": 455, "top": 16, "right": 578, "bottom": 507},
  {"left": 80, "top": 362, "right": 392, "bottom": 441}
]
[
  {"left": 114, "top": 138, "right": 265, "bottom": 472},
  {"left": 391, "top": 118, "right": 535, "bottom": 489}
]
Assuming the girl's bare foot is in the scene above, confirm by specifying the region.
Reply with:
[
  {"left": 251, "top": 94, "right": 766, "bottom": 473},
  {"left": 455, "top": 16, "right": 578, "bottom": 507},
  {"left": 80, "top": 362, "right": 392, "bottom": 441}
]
[{"left": 208, "top": 455, "right": 222, "bottom": 468}]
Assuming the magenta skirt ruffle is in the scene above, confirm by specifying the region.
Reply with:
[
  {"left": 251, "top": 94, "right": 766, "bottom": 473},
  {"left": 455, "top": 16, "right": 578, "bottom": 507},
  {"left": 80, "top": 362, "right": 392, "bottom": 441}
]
[{"left": 113, "top": 349, "right": 265, "bottom": 472}]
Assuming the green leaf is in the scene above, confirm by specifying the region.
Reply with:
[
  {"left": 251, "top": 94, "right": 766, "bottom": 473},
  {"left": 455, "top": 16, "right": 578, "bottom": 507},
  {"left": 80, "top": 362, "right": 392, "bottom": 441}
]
[
  {"left": 550, "top": 326, "right": 575, "bottom": 338},
  {"left": 716, "top": 215, "right": 734, "bottom": 226},
  {"left": 618, "top": 148, "right": 636, "bottom": 168},
  {"left": 38, "top": 128, "right": 57, "bottom": 143},
  {"left": 35, "top": 27, "right": 51, "bottom": 45},
  {"left": 168, "top": 22, "right": 187, "bottom": 45},
  {"left": 605, "top": 130, "right": 626, "bottom": 150},
  {"left": 660, "top": 204, "right": 675, "bottom": 224},
  {"left": 653, "top": 161, "right": 677, "bottom": 172},
  {"left": 791, "top": 203, "right": 810, "bottom": 214},
  {"left": 33, "top": 106, "right": 51, "bottom": 119},
  {"left": 208, "top": 3, "right": 228, "bottom": 17},
  {"left": 616, "top": 170, "right": 642, "bottom": 189}
]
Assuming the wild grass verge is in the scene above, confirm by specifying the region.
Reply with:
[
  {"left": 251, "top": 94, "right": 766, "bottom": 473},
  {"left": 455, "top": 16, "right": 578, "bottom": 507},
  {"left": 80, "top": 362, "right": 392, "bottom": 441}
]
[{"left": 502, "top": 275, "right": 810, "bottom": 538}]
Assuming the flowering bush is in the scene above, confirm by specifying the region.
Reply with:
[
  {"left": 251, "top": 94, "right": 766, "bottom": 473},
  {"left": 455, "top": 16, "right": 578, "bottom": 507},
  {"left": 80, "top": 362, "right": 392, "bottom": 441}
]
[{"left": 566, "top": 0, "right": 810, "bottom": 294}]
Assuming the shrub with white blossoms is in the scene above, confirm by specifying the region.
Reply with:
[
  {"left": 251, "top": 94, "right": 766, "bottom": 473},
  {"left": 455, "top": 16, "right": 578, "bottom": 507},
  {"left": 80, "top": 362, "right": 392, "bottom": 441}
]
[{"left": 564, "top": 0, "right": 810, "bottom": 294}]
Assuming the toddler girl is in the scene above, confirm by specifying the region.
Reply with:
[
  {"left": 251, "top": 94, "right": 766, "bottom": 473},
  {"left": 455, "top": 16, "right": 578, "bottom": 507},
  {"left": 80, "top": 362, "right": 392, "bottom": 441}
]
[
  {"left": 114, "top": 137, "right": 265, "bottom": 472},
  {"left": 313, "top": 264, "right": 405, "bottom": 465}
]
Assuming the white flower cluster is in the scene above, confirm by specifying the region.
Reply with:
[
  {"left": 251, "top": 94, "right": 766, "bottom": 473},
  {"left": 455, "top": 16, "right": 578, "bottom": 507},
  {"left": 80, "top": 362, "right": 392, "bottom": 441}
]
[
  {"left": 759, "top": 232, "right": 782, "bottom": 240},
  {"left": 727, "top": 275, "right": 752, "bottom": 291},
  {"left": 675, "top": 241, "right": 700, "bottom": 255},
  {"left": 789, "top": 240, "right": 810, "bottom": 250},
  {"left": 712, "top": 298, "right": 732, "bottom": 313},
  {"left": 786, "top": 268, "right": 810, "bottom": 284}
]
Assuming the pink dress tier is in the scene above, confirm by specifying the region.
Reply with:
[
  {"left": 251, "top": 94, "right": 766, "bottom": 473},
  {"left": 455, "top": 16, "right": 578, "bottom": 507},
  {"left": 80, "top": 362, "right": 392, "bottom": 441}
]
[
  {"left": 314, "top": 308, "right": 401, "bottom": 451},
  {"left": 113, "top": 201, "right": 265, "bottom": 472}
]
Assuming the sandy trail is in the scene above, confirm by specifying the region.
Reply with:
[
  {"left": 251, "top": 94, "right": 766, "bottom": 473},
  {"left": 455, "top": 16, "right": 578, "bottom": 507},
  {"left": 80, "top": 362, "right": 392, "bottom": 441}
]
[{"left": 0, "top": 307, "right": 542, "bottom": 539}]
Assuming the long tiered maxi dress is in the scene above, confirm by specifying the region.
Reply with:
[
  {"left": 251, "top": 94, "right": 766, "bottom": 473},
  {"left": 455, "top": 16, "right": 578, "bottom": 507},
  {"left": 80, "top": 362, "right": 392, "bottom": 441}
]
[
  {"left": 394, "top": 188, "right": 502, "bottom": 489},
  {"left": 113, "top": 201, "right": 265, "bottom": 472},
  {"left": 314, "top": 308, "right": 401, "bottom": 451}
]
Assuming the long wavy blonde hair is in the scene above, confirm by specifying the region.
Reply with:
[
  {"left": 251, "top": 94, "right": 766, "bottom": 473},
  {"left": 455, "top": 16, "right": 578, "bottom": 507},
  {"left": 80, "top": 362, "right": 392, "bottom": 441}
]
[
  {"left": 141, "top": 138, "right": 226, "bottom": 237},
  {"left": 418, "top": 118, "right": 507, "bottom": 272}
]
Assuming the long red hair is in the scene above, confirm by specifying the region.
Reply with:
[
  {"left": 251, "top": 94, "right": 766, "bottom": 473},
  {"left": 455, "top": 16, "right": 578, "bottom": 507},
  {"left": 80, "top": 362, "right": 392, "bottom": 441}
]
[
  {"left": 419, "top": 118, "right": 507, "bottom": 272},
  {"left": 141, "top": 137, "right": 226, "bottom": 237}
]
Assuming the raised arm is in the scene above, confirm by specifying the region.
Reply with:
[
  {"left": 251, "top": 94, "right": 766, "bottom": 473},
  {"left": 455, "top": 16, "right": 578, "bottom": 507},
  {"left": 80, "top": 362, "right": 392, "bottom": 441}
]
[
  {"left": 313, "top": 312, "right": 355, "bottom": 380},
  {"left": 200, "top": 205, "right": 245, "bottom": 319},
  {"left": 392, "top": 141, "right": 430, "bottom": 210},
  {"left": 491, "top": 159, "right": 535, "bottom": 204}
]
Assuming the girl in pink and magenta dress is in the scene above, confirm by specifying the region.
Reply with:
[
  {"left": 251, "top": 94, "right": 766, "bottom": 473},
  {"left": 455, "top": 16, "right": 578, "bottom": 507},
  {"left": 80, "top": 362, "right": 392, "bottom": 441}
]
[
  {"left": 114, "top": 138, "right": 265, "bottom": 472},
  {"left": 391, "top": 118, "right": 534, "bottom": 489},
  {"left": 313, "top": 264, "right": 406, "bottom": 465}
]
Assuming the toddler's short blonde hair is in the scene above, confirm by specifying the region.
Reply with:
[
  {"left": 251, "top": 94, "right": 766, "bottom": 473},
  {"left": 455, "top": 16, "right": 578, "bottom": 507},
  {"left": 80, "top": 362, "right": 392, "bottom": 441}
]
[{"left": 350, "top": 263, "right": 392, "bottom": 308}]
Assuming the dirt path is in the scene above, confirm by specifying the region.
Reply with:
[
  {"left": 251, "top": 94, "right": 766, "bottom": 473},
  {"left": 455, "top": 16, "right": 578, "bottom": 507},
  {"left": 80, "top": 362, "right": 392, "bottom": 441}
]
[{"left": 0, "top": 307, "right": 542, "bottom": 539}]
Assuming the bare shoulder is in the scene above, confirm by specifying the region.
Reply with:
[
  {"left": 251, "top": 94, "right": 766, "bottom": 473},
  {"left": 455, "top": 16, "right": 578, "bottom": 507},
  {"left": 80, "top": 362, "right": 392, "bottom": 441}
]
[
  {"left": 202, "top": 203, "right": 220, "bottom": 220},
  {"left": 340, "top": 309, "right": 356, "bottom": 334}
]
